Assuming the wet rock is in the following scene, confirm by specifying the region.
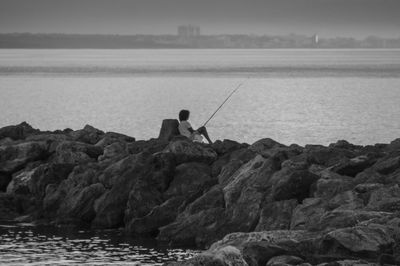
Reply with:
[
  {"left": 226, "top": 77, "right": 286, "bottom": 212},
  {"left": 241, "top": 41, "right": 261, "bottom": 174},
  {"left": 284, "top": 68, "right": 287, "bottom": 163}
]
[
  {"left": 158, "top": 119, "right": 180, "bottom": 142},
  {"left": 0, "top": 141, "right": 49, "bottom": 173},
  {"left": 163, "top": 139, "right": 217, "bottom": 164},
  {"left": 266, "top": 255, "right": 304, "bottom": 266},
  {"left": 310, "top": 168, "right": 354, "bottom": 199},
  {"left": 0, "top": 122, "right": 38, "bottom": 141},
  {"left": 98, "top": 155, "right": 139, "bottom": 189},
  {"left": 0, "top": 173, "right": 11, "bottom": 191},
  {"left": 0, "top": 193, "right": 19, "bottom": 220},
  {"left": 6, "top": 164, "right": 40, "bottom": 194},
  {"left": 125, "top": 196, "right": 185, "bottom": 236},
  {"left": 255, "top": 199, "right": 298, "bottom": 231}
]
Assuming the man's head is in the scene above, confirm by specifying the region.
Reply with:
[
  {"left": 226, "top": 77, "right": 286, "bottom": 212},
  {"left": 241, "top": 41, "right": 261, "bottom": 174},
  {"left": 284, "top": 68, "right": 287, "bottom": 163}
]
[{"left": 179, "top": 109, "right": 190, "bottom": 121}]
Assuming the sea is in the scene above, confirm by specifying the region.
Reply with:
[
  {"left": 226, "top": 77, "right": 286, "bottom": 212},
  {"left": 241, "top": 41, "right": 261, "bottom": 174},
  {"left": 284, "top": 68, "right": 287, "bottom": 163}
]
[{"left": 0, "top": 49, "right": 400, "bottom": 265}]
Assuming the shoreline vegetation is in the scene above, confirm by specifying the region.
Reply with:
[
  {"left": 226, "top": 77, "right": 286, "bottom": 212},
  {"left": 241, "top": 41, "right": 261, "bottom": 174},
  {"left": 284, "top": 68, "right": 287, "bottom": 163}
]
[
  {"left": 1, "top": 33, "right": 400, "bottom": 49},
  {"left": 1, "top": 121, "right": 400, "bottom": 265}
]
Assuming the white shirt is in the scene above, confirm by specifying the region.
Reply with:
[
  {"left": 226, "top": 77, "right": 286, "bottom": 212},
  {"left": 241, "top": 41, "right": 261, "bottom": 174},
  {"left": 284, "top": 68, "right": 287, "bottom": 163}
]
[{"left": 178, "top": 120, "right": 203, "bottom": 142}]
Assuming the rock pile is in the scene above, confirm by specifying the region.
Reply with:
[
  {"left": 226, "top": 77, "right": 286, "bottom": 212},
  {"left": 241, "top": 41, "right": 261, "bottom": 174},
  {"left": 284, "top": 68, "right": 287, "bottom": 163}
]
[{"left": 1, "top": 121, "right": 399, "bottom": 265}]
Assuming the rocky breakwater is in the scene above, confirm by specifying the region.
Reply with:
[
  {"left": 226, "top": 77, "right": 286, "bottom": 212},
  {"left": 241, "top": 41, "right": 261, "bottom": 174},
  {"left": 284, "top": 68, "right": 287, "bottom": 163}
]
[{"left": 1, "top": 121, "right": 400, "bottom": 266}]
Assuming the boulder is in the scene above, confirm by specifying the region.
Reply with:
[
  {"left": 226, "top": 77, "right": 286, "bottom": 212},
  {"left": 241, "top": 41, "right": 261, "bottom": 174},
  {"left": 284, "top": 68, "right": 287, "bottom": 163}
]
[
  {"left": 331, "top": 155, "right": 378, "bottom": 177},
  {"left": 158, "top": 119, "right": 180, "bottom": 141},
  {"left": 0, "top": 141, "right": 49, "bottom": 173},
  {"left": 0, "top": 122, "right": 38, "bottom": 140},
  {"left": 0, "top": 173, "right": 11, "bottom": 191},
  {"left": 68, "top": 124, "right": 104, "bottom": 144},
  {"left": 125, "top": 196, "right": 185, "bottom": 236},
  {"left": 95, "top": 131, "right": 135, "bottom": 148},
  {"left": 373, "top": 156, "right": 400, "bottom": 175},
  {"left": 6, "top": 164, "right": 39, "bottom": 194},
  {"left": 249, "top": 138, "right": 287, "bottom": 157},
  {"left": 164, "top": 162, "right": 214, "bottom": 199},
  {"left": 52, "top": 141, "right": 103, "bottom": 164},
  {"left": 266, "top": 255, "right": 304, "bottom": 266},
  {"left": 163, "top": 139, "right": 218, "bottom": 164},
  {"left": 255, "top": 199, "right": 298, "bottom": 231},
  {"left": 320, "top": 224, "right": 395, "bottom": 259},
  {"left": 98, "top": 155, "right": 139, "bottom": 189},
  {"left": 304, "top": 145, "right": 355, "bottom": 167},
  {"left": 98, "top": 142, "right": 128, "bottom": 163},
  {"left": 290, "top": 198, "right": 328, "bottom": 230},
  {"left": 128, "top": 139, "right": 168, "bottom": 155},
  {"left": 212, "top": 139, "right": 248, "bottom": 155},
  {"left": 310, "top": 168, "right": 354, "bottom": 199},
  {"left": 366, "top": 185, "right": 400, "bottom": 212}
]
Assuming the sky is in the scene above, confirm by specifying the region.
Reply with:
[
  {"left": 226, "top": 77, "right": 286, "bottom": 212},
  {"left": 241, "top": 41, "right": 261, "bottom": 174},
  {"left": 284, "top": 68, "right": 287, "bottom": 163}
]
[{"left": 0, "top": 0, "right": 399, "bottom": 38}]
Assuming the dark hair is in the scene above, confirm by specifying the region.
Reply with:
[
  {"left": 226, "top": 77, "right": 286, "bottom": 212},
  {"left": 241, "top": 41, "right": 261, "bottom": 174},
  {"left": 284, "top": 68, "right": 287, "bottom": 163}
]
[{"left": 179, "top": 110, "right": 190, "bottom": 121}]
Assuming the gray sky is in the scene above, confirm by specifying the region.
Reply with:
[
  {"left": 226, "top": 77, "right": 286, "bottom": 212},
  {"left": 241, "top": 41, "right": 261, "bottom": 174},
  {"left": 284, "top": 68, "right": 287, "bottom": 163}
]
[{"left": 0, "top": 0, "right": 399, "bottom": 38}]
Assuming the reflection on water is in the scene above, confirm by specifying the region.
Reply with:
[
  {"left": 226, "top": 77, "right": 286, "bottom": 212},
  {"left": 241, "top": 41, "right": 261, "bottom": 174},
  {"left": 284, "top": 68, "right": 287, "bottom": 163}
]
[{"left": 0, "top": 222, "right": 200, "bottom": 265}]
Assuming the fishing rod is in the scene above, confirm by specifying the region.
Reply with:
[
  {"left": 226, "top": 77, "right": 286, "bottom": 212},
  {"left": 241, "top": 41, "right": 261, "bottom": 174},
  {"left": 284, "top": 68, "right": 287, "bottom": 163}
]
[{"left": 202, "top": 77, "right": 249, "bottom": 127}]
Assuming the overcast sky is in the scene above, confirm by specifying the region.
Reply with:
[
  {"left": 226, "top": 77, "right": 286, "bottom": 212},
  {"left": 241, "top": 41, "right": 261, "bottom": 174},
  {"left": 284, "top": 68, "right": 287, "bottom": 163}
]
[{"left": 0, "top": 0, "right": 399, "bottom": 38}]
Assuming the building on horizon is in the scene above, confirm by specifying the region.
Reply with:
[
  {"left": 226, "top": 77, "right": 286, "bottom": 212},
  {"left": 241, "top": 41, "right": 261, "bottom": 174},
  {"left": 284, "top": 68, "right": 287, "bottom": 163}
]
[{"left": 177, "top": 25, "right": 201, "bottom": 38}]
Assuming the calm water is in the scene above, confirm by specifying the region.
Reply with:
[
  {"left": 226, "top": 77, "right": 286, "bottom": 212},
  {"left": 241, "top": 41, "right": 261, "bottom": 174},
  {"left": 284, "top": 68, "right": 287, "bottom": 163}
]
[
  {"left": 0, "top": 222, "right": 199, "bottom": 265},
  {"left": 1, "top": 49, "right": 400, "bottom": 145}
]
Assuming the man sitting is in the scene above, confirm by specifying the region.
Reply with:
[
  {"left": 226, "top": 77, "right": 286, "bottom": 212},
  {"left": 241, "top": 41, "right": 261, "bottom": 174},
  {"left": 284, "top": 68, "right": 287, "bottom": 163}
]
[{"left": 178, "top": 109, "right": 212, "bottom": 144}]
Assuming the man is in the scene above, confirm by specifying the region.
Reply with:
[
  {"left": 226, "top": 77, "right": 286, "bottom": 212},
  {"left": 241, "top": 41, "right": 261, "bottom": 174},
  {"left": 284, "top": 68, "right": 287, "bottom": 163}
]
[{"left": 178, "top": 109, "right": 212, "bottom": 144}]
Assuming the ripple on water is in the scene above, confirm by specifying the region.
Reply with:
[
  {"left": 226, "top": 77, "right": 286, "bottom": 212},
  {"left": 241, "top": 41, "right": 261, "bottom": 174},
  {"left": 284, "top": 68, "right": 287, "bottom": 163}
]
[{"left": 0, "top": 222, "right": 200, "bottom": 265}]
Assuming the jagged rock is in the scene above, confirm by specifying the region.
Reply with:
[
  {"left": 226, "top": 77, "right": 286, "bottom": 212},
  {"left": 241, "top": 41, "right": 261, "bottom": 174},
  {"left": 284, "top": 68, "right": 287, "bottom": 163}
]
[
  {"left": 164, "top": 162, "right": 214, "bottom": 199},
  {"left": 163, "top": 139, "right": 217, "bottom": 164},
  {"left": 168, "top": 246, "right": 247, "bottom": 266},
  {"left": 266, "top": 255, "right": 304, "bottom": 266},
  {"left": 0, "top": 137, "right": 14, "bottom": 146},
  {"left": 249, "top": 138, "right": 286, "bottom": 157},
  {"left": 56, "top": 182, "right": 105, "bottom": 224},
  {"left": 95, "top": 131, "right": 135, "bottom": 148},
  {"left": 209, "top": 230, "right": 320, "bottom": 266},
  {"left": 157, "top": 185, "right": 225, "bottom": 247},
  {"left": 125, "top": 196, "right": 185, "bottom": 236},
  {"left": 98, "top": 155, "right": 139, "bottom": 189},
  {"left": 52, "top": 141, "right": 103, "bottom": 164},
  {"left": 310, "top": 168, "right": 354, "bottom": 199},
  {"left": 6, "top": 163, "right": 40, "bottom": 194},
  {"left": 93, "top": 153, "right": 174, "bottom": 229},
  {"left": 0, "top": 173, "right": 11, "bottom": 191},
  {"left": 128, "top": 139, "right": 168, "bottom": 154},
  {"left": 0, "top": 141, "right": 49, "bottom": 173},
  {"left": 158, "top": 119, "right": 180, "bottom": 141},
  {"left": 366, "top": 185, "right": 400, "bottom": 212},
  {"left": 290, "top": 198, "right": 328, "bottom": 230},
  {"left": 304, "top": 145, "right": 355, "bottom": 167},
  {"left": 212, "top": 139, "right": 248, "bottom": 155},
  {"left": 317, "top": 260, "right": 378, "bottom": 266},
  {"left": 320, "top": 224, "right": 395, "bottom": 259},
  {"left": 0, "top": 122, "right": 38, "bottom": 140},
  {"left": 331, "top": 155, "right": 378, "bottom": 177},
  {"left": 269, "top": 166, "right": 319, "bottom": 202},
  {"left": 69, "top": 124, "right": 104, "bottom": 144},
  {"left": 0, "top": 193, "right": 19, "bottom": 220},
  {"left": 373, "top": 156, "right": 400, "bottom": 175},
  {"left": 98, "top": 142, "right": 128, "bottom": 163},
  {"left": 255, "top": 199, "right": 298, "bottom": 231}
]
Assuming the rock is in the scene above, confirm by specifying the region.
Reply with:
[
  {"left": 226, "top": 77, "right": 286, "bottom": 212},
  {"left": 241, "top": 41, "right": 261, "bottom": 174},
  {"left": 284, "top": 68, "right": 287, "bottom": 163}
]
[
  {"left": 0, "top": 173, "right": 11, "bottom": 191},
  {"left": 373, "top": 156, "right": 400, "bottom": 175},
  {"left": 157, "top": 186, "right": 225, "bottom": 247},
  {"left": 0, "top": 137, "right": 14, "bottom": 146},
  {"left": 0, "top": 193, "right": 19, "bottom": 220},
  {"left": 320, "top": 224, "right": 395, "bottom": 259},
  {"left": 169, "top": 246, "right": 247, "bottom": 266},
  {"left": 304, "top": 145, "right": 355, "bottom": 167},
  {"left": 331, "top": 155, "right": 378, "bottom": 177},
  {"left": 95, "top": 131, "right": 135, "bottom": 148},
  {"left": 255, "top": 199, "right": 298, "bottom": 231},
  {"left": 310, "top": 210, "right": 393, "bottom": 231},
  {"left": 269, "top": 166, "right": 319, "bottom": 202},
  {"left": 93, "top": 153, "right": 174, "bottom": 229},
  {"left": 69, "top": 124, "right": 104, "bottom": 144},
  {"left": 56, "top": 182, "right": 105, "bottom": 224},
  {"left": 98, "top": 142, "right": 128, "bottom": 163},
  {"left": 290, "top": 198, "right": 328, "bottom": 230},
  {"left": 163, "top": 139, "right": 218, "bottom": 164},
  {"left": 98, "top": 155, "right": 139, "bottom": 189},
  {"left": 164, "top": 162, "right": 214, "bottom": 199},
  {"left": 209, "top": 230, "right": 320, "bottom": 266},
  {"left": 266, "top": 255, "right": 304, "bottom": 266},
  {"left": 6, "top": 164, "right": 39, "bottom": 194},
  {"left": 158, "top": 119, "right": 180, "bottom": 141},
  {"left": 128, "top": 139, "right": 168, "bottom": 154},
  {"left": 125, "top": 196, "right": 185, "bottom": 236},
  {"left": 366, "top": 185, "right": 400, "bottom": 212},
  {"left": 0, "top": 141, "right": 49, "bottom": 173},
  {"left": 0, "top": 122, "right": 38, "bottom": 140},
  {"left": 249, "top": 138, "right": 286, "bottom": 157},
  {"left": 212, "top": 139, "right": 248, "bottom": 155},
  {"left": 317, "top": 260, "right": 379, "bottom": 266},
  {"left": 52, "top": 141, "right": 103, "bottom": 164},
  {"left": 310, "top": 168, "right": 354, "bottom": 199}
]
